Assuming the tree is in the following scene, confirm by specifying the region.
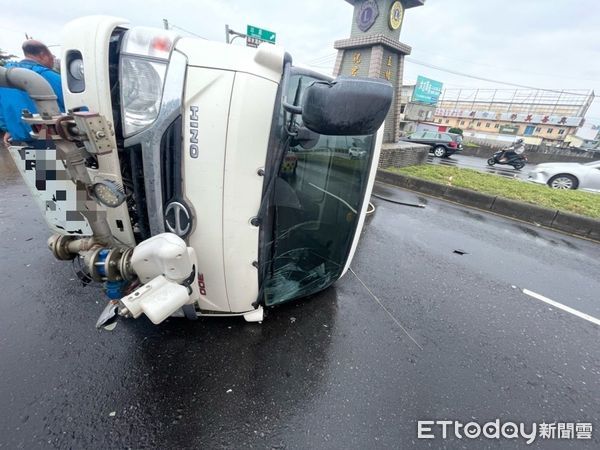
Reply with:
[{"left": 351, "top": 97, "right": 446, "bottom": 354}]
[
  {"left": 448, "top": 127, "right": 463, "bottom": 135},
  {"left": 0, "top": 48, "right": 17, "bottom": 67}
]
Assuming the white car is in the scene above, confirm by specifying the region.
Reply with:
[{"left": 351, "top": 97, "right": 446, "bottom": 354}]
[
  {"left": 348, "top": 147, "right": 367, "bottom": 159},
  {"left": 528, "top": 160, "right": 600, "bottom": 192}
]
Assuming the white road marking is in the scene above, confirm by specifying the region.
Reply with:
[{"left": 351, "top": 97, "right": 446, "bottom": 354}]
[
  {"left": 522, "top": 289, "right": 600, "bottom": 327},
  {"left": 350, "top": 268, "right": 423, "bottom": 350}
]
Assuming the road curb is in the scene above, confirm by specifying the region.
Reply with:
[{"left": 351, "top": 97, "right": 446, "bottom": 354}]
[
  {"left": 376, "top": 170, "right": 600, "bottom": 243},
  {"left": 551, "top": 211, "right": 600, "bottom": 242},
  {"left": 491, "top": 197, "right": 558, "bottom": 228}
]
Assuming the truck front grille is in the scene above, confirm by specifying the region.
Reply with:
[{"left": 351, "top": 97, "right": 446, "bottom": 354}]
[
  {"left": 160, "top": 116, "right": 183, "bottom": 204},
  {"left": 160, "top": 116, "right": 193, "bottom": 239},
  {"left": 127, "top": 144, "right": 151, "bottom": 241}
]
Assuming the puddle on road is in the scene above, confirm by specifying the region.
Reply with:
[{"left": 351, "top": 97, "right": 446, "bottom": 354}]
[
  {"left": 515, "top": 224, "right": 542, "bottom": 239},
  {"left": 484, "top": 169, "right": 521, "bottom": 179},
  {"left": 373, "top": 183, "right": 424, "bottom": 206},
  {"left": 459, "top": 208, "right": 487, "bottom": 222},
  {"left": 427, "top": 154, "right": 528, "bottom": 180},
  {"left": 427, "top": 157, "right": 457, "bottom": 167},
  {"left": 373, "top": 185, "right": 397, "bottom": 197},
  {"left": 560, "top": 239, "right": 580, "bottom": 251},
  {"left": 512, "top": 223, "right": 572, "bottom": 248}
]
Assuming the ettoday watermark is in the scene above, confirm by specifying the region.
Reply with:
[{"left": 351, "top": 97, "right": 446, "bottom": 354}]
[{"left": 417, "top": 420, "right": 593, "bottom": 445}]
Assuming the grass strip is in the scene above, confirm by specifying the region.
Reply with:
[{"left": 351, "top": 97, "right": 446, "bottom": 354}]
[{"left": 385, "top": 165, "right": 600, "bottom": 219}]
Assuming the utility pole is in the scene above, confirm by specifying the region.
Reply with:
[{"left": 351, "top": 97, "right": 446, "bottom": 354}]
[
  {"left": 224, "top": 24, "right": 247, "bottom": 45},
  {"left": 163, "top": 19, "right": 169, "bottom": 30}
]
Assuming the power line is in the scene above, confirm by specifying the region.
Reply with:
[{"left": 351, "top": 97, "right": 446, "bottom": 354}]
[
  {"left": 306, "top": 64, "right": 334, "bottom": 70},
  {"left": 169, "top": 24, "right": 208, "bottom": 40},
  {"left": 404, "top": 57, "right": 590, "bottom": 96},
  {"left": 411, "top": 51, "right": 600, "bottom": 83},
  {"left": 306, "top": 52, "right": 336, "bottom": 64},
  {"left": 304, "top": 51, "right": 593, "bottom": 96}
]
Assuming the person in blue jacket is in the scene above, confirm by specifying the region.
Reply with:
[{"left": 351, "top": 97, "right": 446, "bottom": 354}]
[{"left": 0, "top": 40, "right": 65, "bottom": 148}]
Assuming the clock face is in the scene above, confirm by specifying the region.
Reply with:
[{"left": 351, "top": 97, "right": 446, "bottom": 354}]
[{"left": 389, "top": 1, "right": 405, "bottom": 30}]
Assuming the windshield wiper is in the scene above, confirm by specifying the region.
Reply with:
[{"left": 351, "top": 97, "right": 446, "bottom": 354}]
[{"left": 308, "top": 182, "right": 357, "bottom": 214}]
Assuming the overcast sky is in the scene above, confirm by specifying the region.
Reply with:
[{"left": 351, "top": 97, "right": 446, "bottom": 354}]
[{"left": 1, "top": 0, "right": 599, "bottom": 125}]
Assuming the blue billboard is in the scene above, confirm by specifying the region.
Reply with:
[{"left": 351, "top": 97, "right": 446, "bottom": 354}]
[{"left": 412, "top": 75, "right": 443, "bottom": 105}]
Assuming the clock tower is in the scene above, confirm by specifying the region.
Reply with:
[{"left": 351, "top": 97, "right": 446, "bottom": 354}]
[{"left": 334, "top": 0, "right": 426, "bottom": 143}]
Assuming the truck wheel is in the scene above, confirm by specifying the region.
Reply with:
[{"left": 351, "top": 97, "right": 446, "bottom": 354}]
[
  {"left": 548, "top": 174, "right": 578, "bottom": 190},
  {"left": 433, "top": 146, "right": 446, "bottom": 158}
]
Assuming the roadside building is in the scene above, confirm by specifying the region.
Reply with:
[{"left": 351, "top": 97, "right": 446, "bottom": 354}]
[
  {"left": 564, "top": 125, "right": 600, "bottom": 150},
  {"left": 398, "top": 84, "right": 435, "bottom": 134},
  {"left": 433, "top": 88, "right": 595, "bottom": 146},
  {"left": 398, "top": 75, "right": 443, "bottom": 135}
]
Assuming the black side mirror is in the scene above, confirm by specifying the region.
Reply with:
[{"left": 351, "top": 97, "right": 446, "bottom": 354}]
[{"left": 300, "top": 77, "right": 393, "bottom": 136}]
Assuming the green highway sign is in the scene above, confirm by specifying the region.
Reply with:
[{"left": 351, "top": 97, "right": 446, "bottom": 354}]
[{"left": 246, "top": 25, "right": 276, "bottom": 46}]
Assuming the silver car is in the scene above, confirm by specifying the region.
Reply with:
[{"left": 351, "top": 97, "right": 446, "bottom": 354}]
[{"left": 528, "top": 160, "right": 600, "bottom": 192}]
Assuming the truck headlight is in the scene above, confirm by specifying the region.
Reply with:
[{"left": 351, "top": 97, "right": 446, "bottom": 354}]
[
  {"left": 119, "top": 27, "right": 178, "bottom": 137},
  {"left": 120, "top": 56, "right": 167, "bottom": 136}
]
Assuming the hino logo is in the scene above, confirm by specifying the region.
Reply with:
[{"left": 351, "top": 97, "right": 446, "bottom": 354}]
[
  {"left": 189, "top": 105, "right": 199, "bottom": 158},
  {"left": 164, "top": 201, "right": 192, "bottom": 237}
]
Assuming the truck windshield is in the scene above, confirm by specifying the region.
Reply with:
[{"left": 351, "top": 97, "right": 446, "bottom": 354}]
[{"left": 260, "top": 69, "right": 376, "bottom": 306}]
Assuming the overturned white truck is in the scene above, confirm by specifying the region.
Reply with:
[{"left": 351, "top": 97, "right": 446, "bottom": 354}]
[{"left": 0, "top": 16, "right": 392, "bottom": 326}]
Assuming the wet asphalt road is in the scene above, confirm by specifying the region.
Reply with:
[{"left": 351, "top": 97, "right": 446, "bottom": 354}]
[
  {"left": 426, "top": 153, "right": 530, "bottom": 180},
  {"left": 1, "top": 149, "right": 600, "bottom": 449}
]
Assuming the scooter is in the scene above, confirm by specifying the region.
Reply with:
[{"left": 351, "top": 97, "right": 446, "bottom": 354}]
[{"left": 487, "top": 149, "right": 527, "bottom": 170}]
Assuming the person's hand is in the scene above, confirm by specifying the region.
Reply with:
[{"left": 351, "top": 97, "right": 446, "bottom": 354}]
[{"left": 2, "top": 132, "right": 11, "bottom": 147}]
